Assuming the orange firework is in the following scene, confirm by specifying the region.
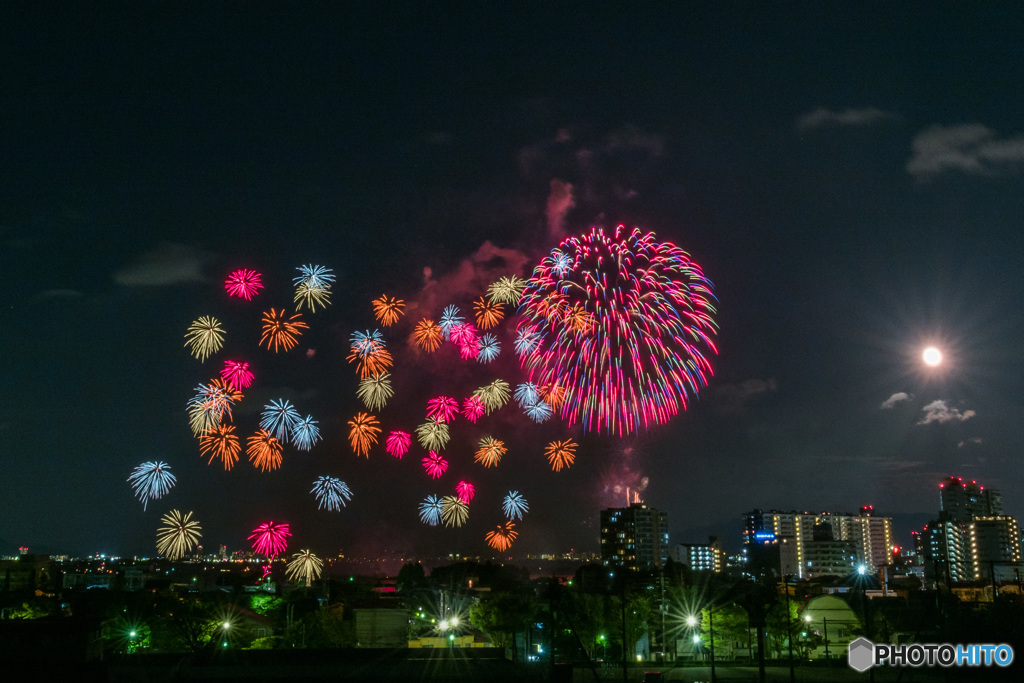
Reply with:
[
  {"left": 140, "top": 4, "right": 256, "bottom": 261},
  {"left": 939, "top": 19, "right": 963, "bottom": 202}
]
[
  {"left": 371, "top": 295, "right": 406, "bottom": 327},
  {"left": 247, "top": 429, "right": 283, "bottom": 472},
  {"left": 535, "top": 293, "right": 567, "bottom": 324},
  {"left": 563, "top": 303, "right": 596, "bottom": 334},
  {"left": 545, "top": 439, "right": 577, "bottom": 472},
  {"left": 412, "top": 319, "right": 443, "bottom": 352},
  {"left": 348, "top": 412, "right": 381, "bottom": 457},
  {"left": 260, "top": 308, "right": 309, "bottom": 352},
  {"left": 539, "top": 382, "right": 567, "bottom": 410},
  {"left": 346, "top": 346, "right": 393, "bottom": 379},
  {"left": 485, "top": 522, "right": 518, "bottom": 551},
  {"left": 199, "top": 424, "right": 241, "bottom": 470},
  {"left": 473, "top": 297, "right": 505, "bottom": 330},
  {"left": 474, "top": 437, "right": 507, "bottom": 468}
]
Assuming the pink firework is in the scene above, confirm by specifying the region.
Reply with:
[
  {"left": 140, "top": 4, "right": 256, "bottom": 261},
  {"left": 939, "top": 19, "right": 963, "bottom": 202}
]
[
  {"left": 220, "top": 360, "right": 255, "bottom": 390},
  {"left": 422, "top": 452, "right": 449, "bottom": 479},
  {"left": 462, "top": 396, "right": 485, "bottom": 423},
  {"left": 426, "top": 396, "right": 459, "bottom": 423},
  {"left": 248, "top": 521, "right": 291, "bottom": 559},
  {"left": 449, "top": 322, "right": 478, "bottom": 347},
  {"left": 385, "top": 430, "right": 411, "bottom": 458},
  {"left": 456, "top": 480, "right": 476, "bottom": 504},
  {"left": 458, "top": 338, "right": 481, "bottom": 360},
  {"left": 224, "top": 268, "right": 264, "bottom": 300}
]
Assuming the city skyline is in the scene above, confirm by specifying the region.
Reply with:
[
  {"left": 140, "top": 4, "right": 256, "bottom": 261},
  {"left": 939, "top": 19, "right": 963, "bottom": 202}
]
[{"left": 3, "top": 5, "right": 1024, "bottom": 559}]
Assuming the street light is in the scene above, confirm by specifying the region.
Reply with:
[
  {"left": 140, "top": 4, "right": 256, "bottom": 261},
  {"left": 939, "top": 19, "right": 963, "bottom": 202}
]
[{"left": 804, "top": 614, "right": 829, "bottom": 660}]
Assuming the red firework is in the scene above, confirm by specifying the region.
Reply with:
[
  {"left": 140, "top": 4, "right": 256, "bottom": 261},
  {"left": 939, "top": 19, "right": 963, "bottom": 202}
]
[
  {"left": 422, "top": 452, "right": 449, "bottom": 479},
  {"left": 224, "top": 268, "right": 264, "bottom": 300},
  {"left": 248, "top": 521, "right": 291, "bottom": 559}
]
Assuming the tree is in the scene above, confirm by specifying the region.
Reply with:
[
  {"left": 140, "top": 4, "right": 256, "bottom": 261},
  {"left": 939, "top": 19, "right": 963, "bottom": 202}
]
[
  {"left": 763, "top": 598, "right": 799, "bottom": 659},
  {"left": 469, "top": 590, "right": 536, "bottom": 658},
  {"left": 700, "top": 603, "right": 749, "bottom": 659}
]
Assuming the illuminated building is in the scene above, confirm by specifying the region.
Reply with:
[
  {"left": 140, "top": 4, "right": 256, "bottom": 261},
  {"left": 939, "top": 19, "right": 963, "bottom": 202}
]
[
  {"left": 672, "top": 536, "right": 725, "bottom": 572},
  {"left": 918, "top": 476, "right": 1018, "bottom": 585},
  {"left": 742, "top": 507, "right": 893, "bottom": 579},
  {"left": 969, "top": 516, "right": 1021, "bottom": 580},
  {"left": 600, "top": 503, "right": 669, "bottom": 571}
]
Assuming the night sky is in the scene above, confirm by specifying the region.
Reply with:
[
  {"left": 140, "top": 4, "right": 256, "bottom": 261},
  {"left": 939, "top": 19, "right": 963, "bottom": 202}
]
[{"left": 3, "top": 4, "right": 1024, "bottom": 560}]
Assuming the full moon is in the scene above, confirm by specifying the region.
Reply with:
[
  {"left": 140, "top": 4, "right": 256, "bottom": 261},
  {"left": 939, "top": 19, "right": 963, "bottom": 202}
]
[{"left": 923, "top": 346, "right": 942, "bottom": 367}]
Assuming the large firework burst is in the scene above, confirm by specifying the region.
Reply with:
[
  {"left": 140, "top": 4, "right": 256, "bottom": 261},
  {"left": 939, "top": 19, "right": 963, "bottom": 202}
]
[
  {"left": 516, "top": 225, "right": 718, "bottom": 435},
  {"left": 128, "top": 461, "right": 176, "bottom": 510}
]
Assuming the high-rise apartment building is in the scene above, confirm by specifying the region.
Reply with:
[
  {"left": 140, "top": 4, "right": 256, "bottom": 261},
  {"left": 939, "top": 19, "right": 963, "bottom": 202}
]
[
  {"left": 600, "top": 503, "right": 670, "bottom": 571},
  {"left": 940, "top": 476, "right": 1003, "bottom": 522},
  {"left": 742, "top": 506, "right": 893, "bottom": 579},
  {"left": 673, "top": 536, "right": 725, "bottom": 572},
  {"left": 969, "top": 516, "right": 1021, "bottom": 580},
  {"left": 918, "top": 476, "right": 1018, "bottom": 585}
]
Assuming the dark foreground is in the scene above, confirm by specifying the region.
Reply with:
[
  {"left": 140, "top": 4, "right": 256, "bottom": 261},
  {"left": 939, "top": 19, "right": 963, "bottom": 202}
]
[{"left": 11, "top": 651, "right": 1020, "bottom": 682}]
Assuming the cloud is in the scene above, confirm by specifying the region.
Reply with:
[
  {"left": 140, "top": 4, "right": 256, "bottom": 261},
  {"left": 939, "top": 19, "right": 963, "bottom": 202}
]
[
  {"left": 797, "top": 107, "right": 899, "bottom": 130},
  {"left": 906, "top": 124, "right": 1024, "bottom": 178},
  {"left": 415, "top": 240, "right": 532, "bottom": 316},
  {"left": 917, "top": 400, "right": 976, "bottom": 426},
  {"left": 958, "top": 437, "right": 983, "bottom": 448},
  {"left": 713, "top": 378, "right": 777, "bottom": 414},
  {"left": 545, "top": 179, "right": 575, "bottom": 243},
  {"left": 114, "top": 242, "right": 212, "bottom": 286},
  {"left": 880, "top": 392, "right": 910, "bottom": 409}
]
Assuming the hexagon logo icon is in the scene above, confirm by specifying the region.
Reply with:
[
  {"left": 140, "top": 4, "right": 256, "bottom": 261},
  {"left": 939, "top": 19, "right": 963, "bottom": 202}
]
[{"left": 848, "top": 637, "right": 874, "bottom": 672}]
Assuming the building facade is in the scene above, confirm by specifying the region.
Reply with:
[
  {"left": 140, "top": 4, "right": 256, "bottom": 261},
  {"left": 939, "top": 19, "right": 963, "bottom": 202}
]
[
  {"left": 600, "top": 503, "right": 669, "bottom": 571},
  {"left": 742, "top": 507, "right": 893, "bottom": 579},
  {"left": 672, "top": 536, "right": 725, "bottom": 572}
]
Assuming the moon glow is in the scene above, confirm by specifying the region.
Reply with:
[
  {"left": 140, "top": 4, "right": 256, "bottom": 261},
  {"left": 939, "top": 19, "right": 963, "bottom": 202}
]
[{"left": 922, "top": 346, "right": 942, "bottom": 367}]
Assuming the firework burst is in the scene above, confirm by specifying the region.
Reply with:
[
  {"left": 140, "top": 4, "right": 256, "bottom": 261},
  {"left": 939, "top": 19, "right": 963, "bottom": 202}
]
[
  {"left": 249, "top": 521, "right": 292, "bottom": 559},
  {"left": 184, "top": 316, "right": 225, "bottom": 362},
  {"left": 127, "top": 461, "right": 176, "bottom": 510},
  {"left": 474, "top": 437, "right": 506, "bottom": 468},
  {"left": 293, "top": 265, "right": 335, "bottom": 312},
  {"left": 260, "top": 399, "right": 301, "bottom": 443},
  {"left": 461, "top": 396, "right": 485, "bottom": 423},
  {"left": 199, "top": 424, "right": 241, "bottom": 470},
  {"left": 260, "top": 308, "right": 309, "bottom": 352},
  {"left": 516, "top": 225, "right": 718, "bottom": 435},
  {"left": 371, "top": 295, "right": 406, "bottom": 326},
  {"left": 156, "top": 510, "right": 202, "bottom": 561},
  {"left": 419, "top": 495, "right": 443, "bottom": 526},
  {"left": 413, "top": 319, "right": 443, "bottom": 352},
  {"left": 224, "top": 268, "right": 264, "bottom": 300},
  {"left": 357, "top": 373, "right": 393, "bottom": 411},
  {"left": 456, "top": 480, "right": 476, "bottom": 504},
  {"left": 285, "top": 549, "right": 323, "bottom": 587},
  {"left": 220, "top": 360, "right": 255, "bottom": 390},
  {"left": 473, "top": 297, "right": 505, "bottom": 330},
  {"left": 441, "top": 495, "right": 469, "bottom": 527},
  {"left": 426, "top": 396, "right": 459, "bottom": 423},
  {"left": 348, "top": 412, "right": 381, "bottom": 457},
  {"left": 311, "top": 476, "right": 353, "bottom": 511},
  {"left": 247, "top": 429, "right": 283, "bottom": 472},
  {"left": 416, "top": 418, "right": 450, "bottom": 451},
  {"left": 502, "top": 491, "right": 529, "bottom": 520},
  {"left": 422, "top": 451, "right": 449, "bottom": 478},
  {"left": 476, "top": 334, "right": 500, "bottom": 363},
  {"left": 485, "top": 522, "right": 518, "bottom": 552},
  {"left": 385, "top": 430, "right": 411, "bottom": 458},
  {"left": 290, "top": 414, "right": 321, "bottom": 451},
  {"left": 472, "top": 379, "right": 510, "bottom": 415},
  {"left": 486, "top": 275, "right": 526, "bottom": 304},
  {"left": 545, "top": 439, "right": 578, "bottom": 472},
  {"left": 438, "top": 305, "right": 464, "bottom": 340}
]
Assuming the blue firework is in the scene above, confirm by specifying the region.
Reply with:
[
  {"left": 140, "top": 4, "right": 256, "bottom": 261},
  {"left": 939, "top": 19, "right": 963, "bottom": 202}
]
[
  {"left": 476, "top": 334, "right": 501, "bottom": 363},
  {"left": 127, "top": 461, "right": 176, "bottom": 511},
  {"left": 419, "top": 495, "right": 443, "bottom": 526},
  {"left": 502, "top": 491, "right": 529, "bottom": 520},
  {"left": 260, "top": 399, "right": 301, "bottom": 443},
  {"left": 311, "top": 476, "right": 352, "bottom": 511},
  {"left": 291, "top": 415, "right": 321, "bottom": 451},
  {"left": 438, "top": 305, "right": 464, "bottom": 340}
]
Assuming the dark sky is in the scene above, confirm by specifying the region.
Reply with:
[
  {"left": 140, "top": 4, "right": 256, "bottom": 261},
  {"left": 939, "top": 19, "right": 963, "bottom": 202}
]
[{"left": 3, "top": 4, "right": 1024, "bottom": 560}]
